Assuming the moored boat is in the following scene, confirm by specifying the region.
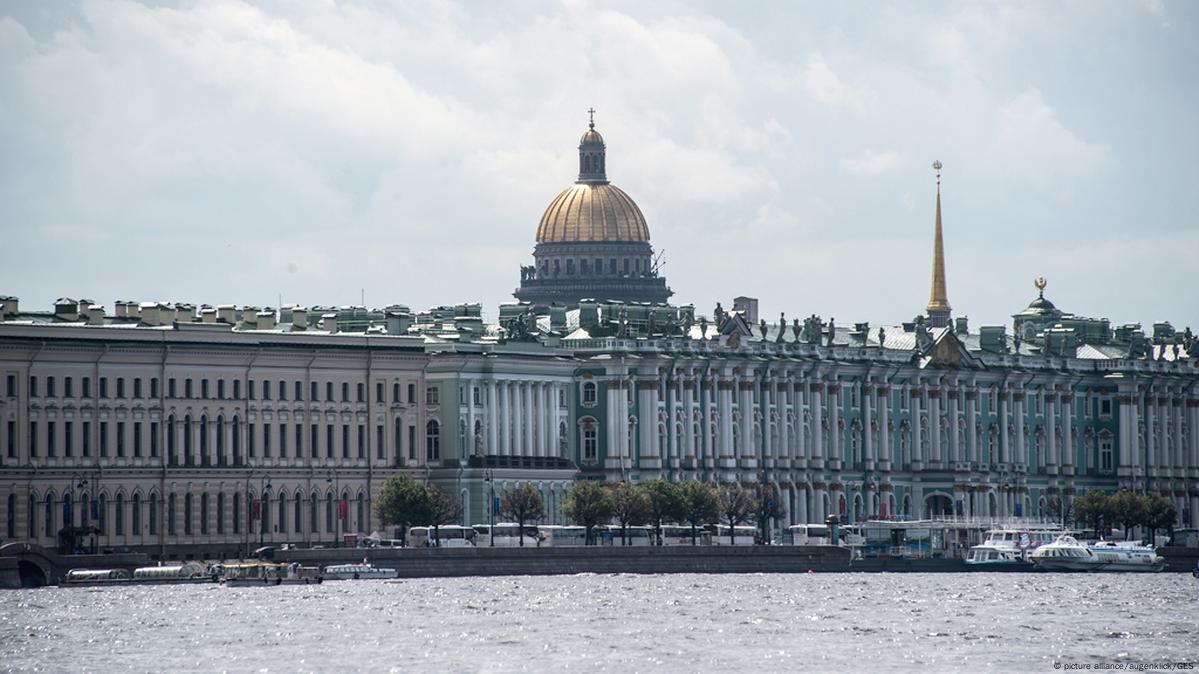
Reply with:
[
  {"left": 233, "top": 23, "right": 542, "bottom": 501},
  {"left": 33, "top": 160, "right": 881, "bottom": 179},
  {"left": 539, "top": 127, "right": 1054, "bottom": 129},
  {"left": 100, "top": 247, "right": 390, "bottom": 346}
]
[
  {"left": 220, "top": 562, "right": 323, "bottom": 586},
  {"left": 1029, "top": 535, "right": 1165, "bottom": 572},
  {"left": 322, "top": 562, "right": 398, "bottom": 580},
  {"left": 965, "top": 527, "right": 1067, "bottom": 568}
]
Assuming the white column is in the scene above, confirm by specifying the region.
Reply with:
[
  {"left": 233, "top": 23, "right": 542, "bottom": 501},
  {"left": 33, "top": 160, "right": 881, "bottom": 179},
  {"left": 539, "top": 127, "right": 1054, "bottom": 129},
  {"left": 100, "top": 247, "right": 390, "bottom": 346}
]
[
  {"left": 522, "top": 382, "right": 533, "bottom": 457},
  {"left": 738, "top": 381, "right": 753, "bottom": 462},
  {"left": 498, "top": 382, "right": 510, "bottom": 456},
  {"left": 929, "top": 389, "right": 942, "bottom": 465},
  {"left": 878, "top": 386, "right": 890, "bottom": 471},
  {"left": 827, "top": 384, "right": 840, "bottom": 468},
  {"left": 486, "top": 381, "right": 498, "bottom": 455},
  {"left": 1013, "top": 392, "right": 1026, "bottom": 469},
  {"left": 810, "top": 383, "right": 824, "bottom": 464},
  {"left": 1046, "top": 392, "right": 1058, "bottom": 473},
  {"left": 947, "top": 390, "right": 960, "bottom": 465},
  {"left": 718, "top": 379, "right": 734, "bottom": 462},
  {"left": 1062, "top": 393, "right": 1075, "bottom": 473},
  {"left": 795, "top": 382, "right": 807, "bottom": 465},
  {"left": 999, "top": 389, "right": 1010, "bottom": 465},
  {"left": 1145, "top": 400, "right": 1157, "bottom": 477},
  {"left": 683, "top": 380, "right": 696, "bottom": 460},
  {"left": 911, "top": 389, "right": 924, "bottom": 469},
  {"left": 966, "top": 390, "right": 978, "bottom": 466},
  {"left": 778, "top": 381, "right": 791, "bottom": 461}
]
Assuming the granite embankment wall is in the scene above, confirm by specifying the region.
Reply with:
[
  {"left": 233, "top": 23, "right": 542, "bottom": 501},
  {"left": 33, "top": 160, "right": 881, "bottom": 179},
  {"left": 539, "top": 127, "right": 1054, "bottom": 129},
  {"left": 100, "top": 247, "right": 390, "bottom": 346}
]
[{"left": 270, "top": 545, "right": 854, "bottom": 577}]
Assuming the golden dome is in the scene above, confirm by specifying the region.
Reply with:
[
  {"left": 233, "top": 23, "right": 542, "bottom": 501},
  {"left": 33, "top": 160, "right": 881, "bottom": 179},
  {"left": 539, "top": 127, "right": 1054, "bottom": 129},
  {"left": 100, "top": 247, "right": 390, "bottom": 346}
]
[
  {"left": 580, "top": 128, "right": 604, "bottom": 145},
  {"left": 536, "top": 182, "right": 650, "bottom": 243}
]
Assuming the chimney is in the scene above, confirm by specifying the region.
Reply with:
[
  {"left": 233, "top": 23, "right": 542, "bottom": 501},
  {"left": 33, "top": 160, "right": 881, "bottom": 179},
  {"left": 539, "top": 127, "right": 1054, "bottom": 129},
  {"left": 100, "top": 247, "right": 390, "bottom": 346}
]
[
  {"left": 292, "top": 307, "right": 308, "bottom": 330},
  {"left": 257, "top": 309, "right": 277, "bottom": 331},
  {"left": 78, "top": 299, "right": 93, "bottom": 316},
  {"left": 54, "top": 298, "right": 79, "bottom": 321},
  {"left": 217, "top": 305, "right": 236, "bottom": 324},
  {"left": 0, "top": 295, "right": 18, "bottom": 319},
  {"left": 114, "top": 302, "right": 127, "bottom": 318},
  {"left": 200, "top": 307, "right": 217, "bottom": 323},
  {"left": 242, "top": 307, "right": 258, "bottom": 327},
  {"left": 175, "top": 304, "right": 196, "bottom": 322},
  {"left": 158, "top": 304, "right": 176, "bottom": 325},
  {"left": 955, "top": 316, "right": 969, "bottom": 335},
  {"left": 87, "top": 306, "right": 105, "bottom": 325},
  {"left": 140, "top": 302, "right": 161, "bottom": 326},
  {"left": 321, "top": 313, "right": 338, "bottom": 333},
  {"left": 126, "top": 301, "right": 141, "bottom": 319}
]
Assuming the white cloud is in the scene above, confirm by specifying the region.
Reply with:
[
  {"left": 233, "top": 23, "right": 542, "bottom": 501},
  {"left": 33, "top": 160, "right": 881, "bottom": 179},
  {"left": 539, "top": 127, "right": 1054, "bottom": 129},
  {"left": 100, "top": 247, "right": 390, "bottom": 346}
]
[{"left": 840, "top": 150, "right": 900, "bottom": 175}]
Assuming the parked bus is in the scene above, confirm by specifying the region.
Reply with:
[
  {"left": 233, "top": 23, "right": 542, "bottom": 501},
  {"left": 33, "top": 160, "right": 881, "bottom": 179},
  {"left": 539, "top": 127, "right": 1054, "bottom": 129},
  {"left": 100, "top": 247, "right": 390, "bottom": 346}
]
[
  {"left": 786, "top": 524, "right": 831, "bottom": 545},
  {"left": 537, "top": 525, "right": 587, "bottom": 547},
  {"left": 710, "top": 525, "right": 756, "bottom": 546},
  {"left": 471, "top": 523, "right": 540, "bottom": 547},
  {"left": 407, "top": 525, "right": 476, "bottom": 548},
  {"left": 603, "top": 525, "right": 653, "bottom": 546},
  {"left": 661, "top": 524, "right": 707, "bottom": 546}
]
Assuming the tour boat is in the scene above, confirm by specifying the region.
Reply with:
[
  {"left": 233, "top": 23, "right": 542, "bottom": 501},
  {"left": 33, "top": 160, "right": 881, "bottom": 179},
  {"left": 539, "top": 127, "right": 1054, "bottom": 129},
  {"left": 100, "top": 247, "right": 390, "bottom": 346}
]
[
  {"left": 1029, "top": 535, "right": 1165, "bottom": 572},
  {"left": 322, "top": 562, "right": 398, "bottom": 580},
  {"left": 220, "top": 562, "right": 323, "bottom": 586},
  {"left": 965, "top": 528, "right": 1066, "bottom": 567}
]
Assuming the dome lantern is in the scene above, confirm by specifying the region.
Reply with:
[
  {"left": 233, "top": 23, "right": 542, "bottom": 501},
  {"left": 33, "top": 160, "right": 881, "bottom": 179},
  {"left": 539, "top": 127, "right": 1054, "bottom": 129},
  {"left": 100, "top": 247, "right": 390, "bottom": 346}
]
[{"left": 577, "top": 107, "right": 607, "bottom": 184}]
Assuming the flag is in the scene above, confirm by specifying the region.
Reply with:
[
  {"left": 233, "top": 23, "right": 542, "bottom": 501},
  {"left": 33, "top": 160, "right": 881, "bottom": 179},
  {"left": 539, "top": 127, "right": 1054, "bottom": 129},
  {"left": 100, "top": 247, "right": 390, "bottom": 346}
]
[{"left": 338, "top": 499, "right": 347, "bottom": 520}]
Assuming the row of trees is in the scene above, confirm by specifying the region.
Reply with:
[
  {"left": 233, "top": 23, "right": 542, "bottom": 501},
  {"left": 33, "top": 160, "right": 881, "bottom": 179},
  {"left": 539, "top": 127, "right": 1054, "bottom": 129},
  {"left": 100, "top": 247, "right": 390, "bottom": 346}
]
[
  {"left": 375, "top": 476, "right": 788, "bottom": 546},
  {"left": 1072, "top": 490, "right": 1178, "bottom": 542}
]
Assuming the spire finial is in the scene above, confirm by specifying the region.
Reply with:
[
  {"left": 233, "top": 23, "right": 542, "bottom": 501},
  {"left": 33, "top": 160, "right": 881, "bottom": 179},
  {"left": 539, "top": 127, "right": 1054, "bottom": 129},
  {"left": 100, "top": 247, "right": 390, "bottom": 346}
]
[
  {"left": 1034, "top": 276, "right": 1047, "bottom": 299},
  {"left": 932, "top": 159, "right": 942, "bottom": 191},
  {"left": 587, "top": 106, "right": 596, "bottom": 129}
]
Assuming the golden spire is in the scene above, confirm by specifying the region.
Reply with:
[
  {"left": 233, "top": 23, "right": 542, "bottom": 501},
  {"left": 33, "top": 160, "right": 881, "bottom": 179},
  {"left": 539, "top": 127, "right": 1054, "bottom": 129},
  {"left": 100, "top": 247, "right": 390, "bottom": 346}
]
[{"left": 926, "top": 160, "right": 951, "bottom": 325}]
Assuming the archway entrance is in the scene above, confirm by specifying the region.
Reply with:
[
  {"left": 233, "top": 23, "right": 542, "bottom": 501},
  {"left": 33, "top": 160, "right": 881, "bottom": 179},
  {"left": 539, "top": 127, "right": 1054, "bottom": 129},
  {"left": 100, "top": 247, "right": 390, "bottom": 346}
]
[
  {"left": 925, "top": 494, "right": 953, "bottom": 518},
  {"left": 18, "top": 561, "right": 47, "bottom": 588}
]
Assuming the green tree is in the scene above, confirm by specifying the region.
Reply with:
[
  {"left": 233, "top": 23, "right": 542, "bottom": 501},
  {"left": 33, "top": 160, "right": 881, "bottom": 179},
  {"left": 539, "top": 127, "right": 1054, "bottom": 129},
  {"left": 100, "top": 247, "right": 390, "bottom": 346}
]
[
  {"left": 426, "top": 485, "right": 463, "bottom": 547},
  {"left": 1073, "top": 490, "right": 1112, "bottom": 536},
  {"left": 608, "top": 483, "right": 652, "bottom": 546},
  {"left": 1143, "top": 491, "right": 1178, "bottom": 544},
  {"left": 677, "top": 481, "right": 719, "bottom": 546},
  {"left": 375, "top": 475, "right": 432, "bottom": 546},
  {"left": 749, "top": 483, "right": 786, "bottom": 544},
  {"left": 499, "top": 484, "right": 545, "bottom": 546},
  {"left": 718, "top": 483, "right": 754, "bottom": 545},
  {"left": 1044, "top": 495, "right": 1074, "bottom": 529},
  {"left": 1110, "top": 489, "right": 1147, "bottom": 541},
  {"left": 641, "top": 479, "right": 683, "bottom": 545},
  {"left": 562, "top": 481, "right": 614, "bottom": 545}
]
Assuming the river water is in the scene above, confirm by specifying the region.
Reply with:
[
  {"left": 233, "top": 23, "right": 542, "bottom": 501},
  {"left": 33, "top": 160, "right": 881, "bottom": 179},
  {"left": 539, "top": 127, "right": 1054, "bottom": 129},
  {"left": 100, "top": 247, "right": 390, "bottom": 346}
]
[{"left": 1, "top": 573, "right": 1195, "bottom": 673}]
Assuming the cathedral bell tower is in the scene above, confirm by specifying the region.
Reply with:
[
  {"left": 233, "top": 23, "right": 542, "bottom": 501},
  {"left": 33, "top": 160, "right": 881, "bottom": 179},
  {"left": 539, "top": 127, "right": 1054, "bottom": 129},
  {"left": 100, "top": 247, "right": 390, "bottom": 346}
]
[{"left": 926, "top": 160, "right": 952, "bottom": 328}]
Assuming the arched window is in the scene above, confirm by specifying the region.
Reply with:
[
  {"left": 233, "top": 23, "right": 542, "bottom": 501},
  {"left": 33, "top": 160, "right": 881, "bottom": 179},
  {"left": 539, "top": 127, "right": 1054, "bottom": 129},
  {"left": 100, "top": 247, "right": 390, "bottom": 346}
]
[
  {"left": 168, "top": 494, "right": 177, "bottom": 536},
  {"left": 458, "top": 420, "right": 467, "bottom": 454},
  {"left": 167, "top": 415, "right": 176, "bottom": 465},
  {"left": 216, "top": 493, "right": 225, "bottom": 534},
  {"left": 79, "top": 492, "right": 89, "bottom": 528},
  {"left": 44, "top": 493, "right": 54, "bottom": 538},
  {"left": 115, "top": 494, "right": 125, "bottom": 536},
  {"left": 310, "top": 494, "right": 318, "bottom": 534},
  {"left": 559, "top": 421, "right": 568, "bottom": 457},
  {"left": 232, "top": 417, "right": 241, "bottom": 466},
  {"left": 426, "top": 420, "right": 440, "bottom": 461},
  {"left": 28, "top": 494, "right": 36, "bottom": 539},
  {"left": 149, "top": 493, "right": 158, "bottom": 535},
  {"left": 132, "top": 493, "right": 141, "bottom": 535},
  {"left": 183, "top": 415, "right": 192, "bottom": 466},
  {"left": 294, "top": 493, "right": 303, "bottom": 533},
  {"left": 474, "top": 420, "right": 484, "bottom": 456},
  {"left": 232, "top": 492, "right": 241, "bottom": 535},
  {"left": 580, "top": 418, "right": 598, "bottom": 462},
  {"left": 6, "top": 494, "right": 16, "bottom": 539},
  {"left": 185, "top": 494, "right": 194, "bottom": 535},
  {"left": 216, "top": 416, "right": 225, "bottom": 466},
  {"left": 581, "top": 381, "right": 597, "bottom": 406},
  {"left": 277, "top": 492, "right": 287, "bottom": 534},
  {"left": 357, "top": 492, "right": 365, "bottom": 532},
  {"left": 325, "top": 493, "right": 334, "bottom": 533}
]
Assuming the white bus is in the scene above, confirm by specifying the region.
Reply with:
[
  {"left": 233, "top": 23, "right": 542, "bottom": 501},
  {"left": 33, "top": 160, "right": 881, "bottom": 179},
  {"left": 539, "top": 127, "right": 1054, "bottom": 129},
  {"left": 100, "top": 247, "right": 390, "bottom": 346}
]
[
  {"left": 711, "top": 525, "right": 757, "bottom": 546},
  {"left": 604, "top": 525, "right": 653, "bottom": 546},
  {"left": 661, "top": 524, "right": 707, "bottom": 546},
  {"left": 537, "top": 525, "right": 587, "bottom": 547},
  {"left": 471, "top": 523, "right": 541, "bottom": 547},
  {"left": 786, "top": 524, "right": 831, "bottom": 545},
  {"left": 407, "top": 525, "right": 476, "bottom": 548}
]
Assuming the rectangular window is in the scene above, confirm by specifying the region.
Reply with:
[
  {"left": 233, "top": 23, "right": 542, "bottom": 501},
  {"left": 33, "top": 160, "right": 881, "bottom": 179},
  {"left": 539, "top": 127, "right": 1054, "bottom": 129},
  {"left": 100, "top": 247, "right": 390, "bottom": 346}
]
[
  {"left": 150, "top": 422, "right": 159, "bottom": 457},
  {"left": 311, "top": 425, "right": 318, "bottom": 459},
  {"left": 407, "top": 425, "right": 416, "bottom": 460},
  {"left": 341, "top": 383, "right": 349, "bottom": 402},
  {"left": 29, "top": 376, "right": 37, "bottom": 397},
  {"left": 99, "top": 421, "right": 108, "bottom": 457},
  {"left": 249, "top": 380, "right": 256, "bottom": 400},
  {"left": 295, "top": 381, "right": 303, "bottom": 401},
  {"left": 64, "top": 421, "right": 73, "bottom": 457},
  {"left": 279, "top": 424, "right": 288, "bottom": 458},
  {"left": 393, "top": 383, "right": 400, "bottom": 403},
  {"left": 262, "top": 381, "right": 271, "bottom": 400},
  {"left": 376, "top": 382, "right": 383, "bottom": 402},
  {"left": 217, "top": 380, "right": 225, "bottom": 400},
  {"left": 473, "top": 387, "right": 481, "bottom": 405},
  {"left": 168, "top": 378, "right": 176, "bottom": 398},
  {"left": 46, "top": 421, "right": 55, "bottom": 457},
  {"left": 394, "top": 418, "right": 402, "bottom": 460},
  {"left": 248, "top": 423, "right": 256, "bottom": 457},
  {"left": 151, "top": 378, "right": 159, "bottom": 398},
  {"left": 47, "top": 377, "right": 56, "bottom": 397},
  {"left": 326, "top": 425, "right": 334, "bottom": 459},
  {"left": 65, "top": 376, "right": 74, "bottom": 398},
  {"left": 426, "top": 387, "right": 439, "bottom": 405},
  {"left": 278, "top": 381, "right": 286, "bottom": 401},
  {"left": 1100, "top": 438, "right": 1113, "bottom": 471},
  {"left": 134, "top": 422, "right": 143, "bottom": 457},
  {"left": 7, "top": 421, "right": 15, "bottom": 458},
  {"left": 5, "top": 374, "right": 14, "bottom": 397},
  {"left": 184, "top": 378, "right": 192, "bottom": 398},
  {"left": 116, "top": 421, "right": 126, "bottom": 457},
  {"left": 326, "top": 382, "right": 333, "bottom": 401},
  {"left": 263, "top": 424, "right": 272, "bottom": 457},
  {"left": 1100, "top": 398, "right": 1112, "bottom": 417},
  {"left": 233, "top": 380, "right": 241, "bottom": 400},
  {"left": 82, "top": 422, "right": 91, "bottom": 457},
  {"left": 311, "top": 382, "right": 318, "bottom": 401},
  {"left": 357, "top": 424, "right": 365, "bottom": 459},
  {"left": 81, "top": 376, "right": 91, "bottom": 398},
  {"left": 134, "top": 378, "right": 142, "bottom": 399},
  {"left": 357, "top": 383, "right": 364, "bottom": 402},
  {"left": 29, "top": 421, "right": 37, "bottom": 457},
  {"left": 295, "top": 424, "right": 303, "bottom": 458},
  {"left": 407, "top": 384, "right": 416, "bottom": 403},
  {"left": 342, "top": 424, "right": 350, "bottom": 458},
  {"left": 376, "top": 425, "right": 384, "bottom": 460},
  {"left": 116, "top": 378, "right": 125, "bottom": 398}
]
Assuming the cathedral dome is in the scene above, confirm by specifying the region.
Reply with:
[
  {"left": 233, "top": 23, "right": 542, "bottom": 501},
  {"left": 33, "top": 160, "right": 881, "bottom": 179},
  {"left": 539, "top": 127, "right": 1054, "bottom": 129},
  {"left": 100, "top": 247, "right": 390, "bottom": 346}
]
[{"left": 536, "top": 183, "right": 650, "bottom": 243}]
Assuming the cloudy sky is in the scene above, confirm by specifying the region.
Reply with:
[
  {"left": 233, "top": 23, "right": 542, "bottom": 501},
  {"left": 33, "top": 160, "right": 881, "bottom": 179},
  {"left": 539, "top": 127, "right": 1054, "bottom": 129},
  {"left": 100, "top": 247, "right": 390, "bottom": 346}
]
[{"left": 2, "top": 0, "right": 1196, "bottom": 330}]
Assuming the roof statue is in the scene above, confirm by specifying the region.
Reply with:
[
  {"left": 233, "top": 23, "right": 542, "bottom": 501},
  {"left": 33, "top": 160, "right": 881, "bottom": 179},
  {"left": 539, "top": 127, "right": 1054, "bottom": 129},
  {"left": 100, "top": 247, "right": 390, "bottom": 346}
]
[
  {"left": 827, "top": 317, "right": 836, "bottom": 346},
  {"left": 791, "top": 318, "right": 802, "bottom": 343},
  {"left": 775, "top": 312, "right": 786, "bottom": 343}
]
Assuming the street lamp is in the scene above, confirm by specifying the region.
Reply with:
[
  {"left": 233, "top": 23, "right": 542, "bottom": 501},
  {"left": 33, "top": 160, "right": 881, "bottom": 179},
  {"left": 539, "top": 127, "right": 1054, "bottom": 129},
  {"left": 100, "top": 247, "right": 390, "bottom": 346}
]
[{"left": 326, "top": 470, "right": 340, "bottom": 548}]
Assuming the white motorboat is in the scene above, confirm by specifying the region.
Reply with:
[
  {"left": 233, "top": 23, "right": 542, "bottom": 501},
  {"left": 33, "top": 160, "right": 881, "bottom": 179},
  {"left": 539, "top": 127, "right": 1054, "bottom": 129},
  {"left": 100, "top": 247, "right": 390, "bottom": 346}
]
[
  {"left": 1029, "top": 535, "right": 1165, "bottom": 572},
  {"left": 965, "top": 527, "right": 1066, "bottom": 567},
  {"left": 322, "top": 562, "right": 398, "bottom": 580}
]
